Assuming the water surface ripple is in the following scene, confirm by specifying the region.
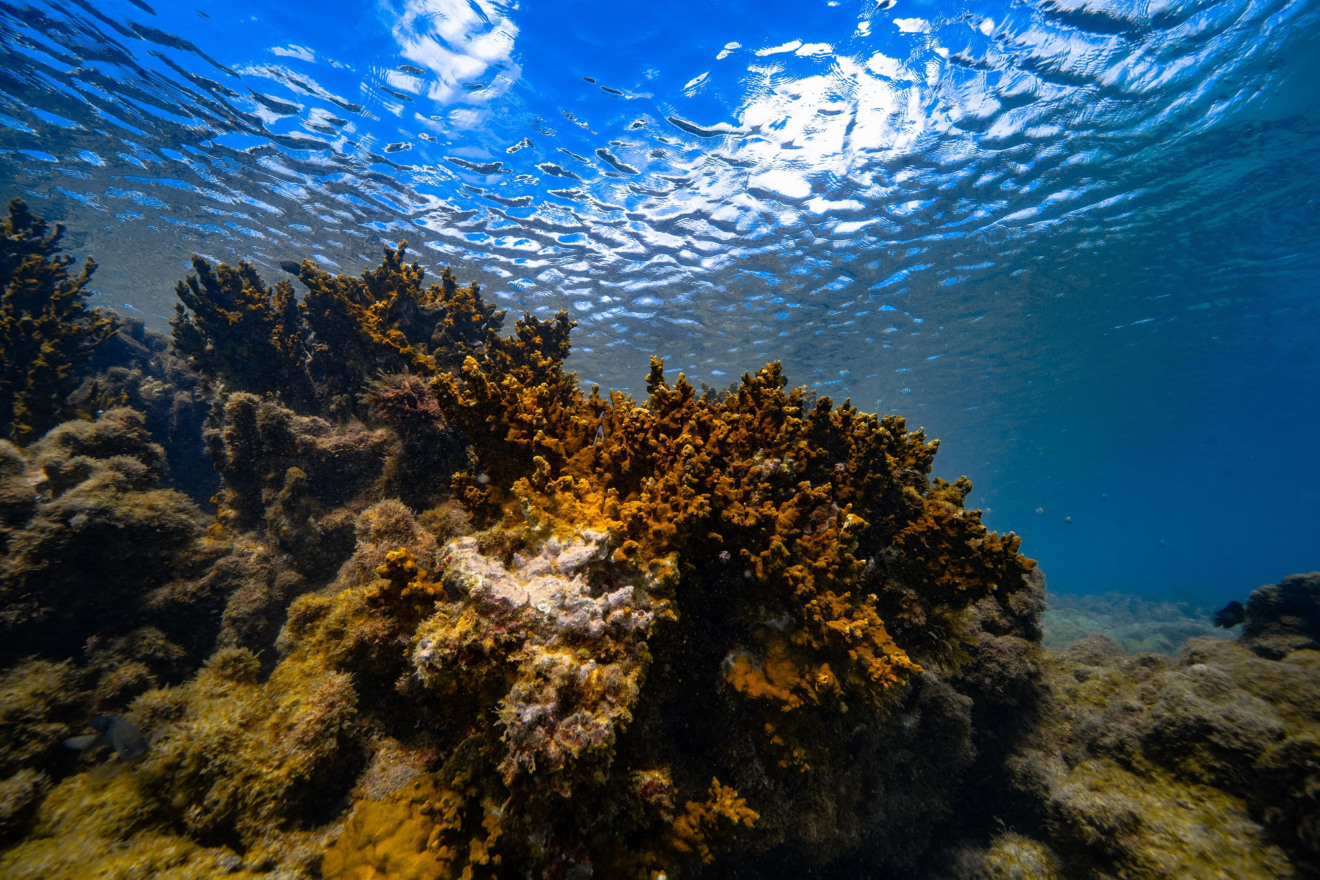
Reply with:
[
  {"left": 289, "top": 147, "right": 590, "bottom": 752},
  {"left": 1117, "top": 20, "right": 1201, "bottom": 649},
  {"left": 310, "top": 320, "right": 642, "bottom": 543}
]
[{"left": 2, "top": 0, "right": 1318, "bottom": 595}]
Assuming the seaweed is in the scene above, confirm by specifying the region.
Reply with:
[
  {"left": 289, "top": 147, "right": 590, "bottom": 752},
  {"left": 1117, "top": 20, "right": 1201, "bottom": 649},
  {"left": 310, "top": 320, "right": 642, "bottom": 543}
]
[{"left": 0, "top": 199, "right": 116, "bottom": 442}]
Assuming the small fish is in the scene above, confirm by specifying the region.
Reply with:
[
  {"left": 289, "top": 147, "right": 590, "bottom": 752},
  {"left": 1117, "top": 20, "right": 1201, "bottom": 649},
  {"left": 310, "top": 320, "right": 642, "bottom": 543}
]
[
  {"left": 64, "top": 715, "right": 148, "bottom": 761},
  {"left": 1210, "top": 600, "right": 1246, "bottom": 629},
  {"left": 278, "top": 260, "right": 302, "bottom": 276}
]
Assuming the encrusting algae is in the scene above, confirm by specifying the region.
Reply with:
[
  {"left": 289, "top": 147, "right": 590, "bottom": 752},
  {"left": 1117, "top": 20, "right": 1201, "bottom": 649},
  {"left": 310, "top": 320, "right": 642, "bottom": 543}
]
[{"left": 2, "top": 199, "right": 1317, "bottom": 879}]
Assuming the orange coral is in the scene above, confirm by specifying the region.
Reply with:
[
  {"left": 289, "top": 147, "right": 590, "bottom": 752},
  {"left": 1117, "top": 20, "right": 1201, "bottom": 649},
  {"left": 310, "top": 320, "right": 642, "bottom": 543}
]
[
  {"left": 364, "top": 548, "right": 445, "bottom": 619},
  {"left": 667, "top": 778, "right": 759, "bottom": 864},
  {"left": 324, "top": 789, "right": 443, "bottom": 880},
  {"left": 431, "top": 311, "right": 585, "bottom": 495},
  {"left": 433, "top": 340, "right": 1031, "bottom": 788},
  {"left": 322, "top": 767, "right": 504, "bottom": 880}
]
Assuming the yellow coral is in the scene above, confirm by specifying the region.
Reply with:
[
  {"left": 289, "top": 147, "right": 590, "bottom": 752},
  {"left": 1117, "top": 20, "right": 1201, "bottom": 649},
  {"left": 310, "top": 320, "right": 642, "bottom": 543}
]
[
  {"left": 364, "top": 548, "right": 445, "bottom": 618},
  {"left": 431, "top": 328, "right": 1029, "bottom": 796},
  {"left": 322, "top": 776, "right": 446, "bottom": 880},
  {"left": 667, "top": 778, "right": 759, "bottom": 864},
  {"left": 724, "top": 639, "right": 807, "bottom": 710},
  {"left": 323, "top": 769, "right": 504, "bottom": 880}
]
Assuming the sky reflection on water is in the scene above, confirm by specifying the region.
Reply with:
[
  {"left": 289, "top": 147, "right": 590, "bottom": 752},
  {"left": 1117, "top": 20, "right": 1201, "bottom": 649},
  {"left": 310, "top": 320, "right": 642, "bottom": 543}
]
[{"left": 1, "top": 0, "right": 1318, "bottom": 599}]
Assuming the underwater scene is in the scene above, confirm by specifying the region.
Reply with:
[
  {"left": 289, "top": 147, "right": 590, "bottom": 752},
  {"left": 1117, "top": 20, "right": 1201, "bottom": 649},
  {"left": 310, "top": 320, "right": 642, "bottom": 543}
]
[{"left": 1, "top": 0, "right": 1318, "bottom": 877}]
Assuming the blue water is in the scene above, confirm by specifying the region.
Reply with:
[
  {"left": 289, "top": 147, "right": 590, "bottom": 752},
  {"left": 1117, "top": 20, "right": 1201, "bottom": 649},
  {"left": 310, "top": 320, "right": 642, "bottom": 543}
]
[{"left": 1, "top": 0, "right": 1317, "bottom": 603}]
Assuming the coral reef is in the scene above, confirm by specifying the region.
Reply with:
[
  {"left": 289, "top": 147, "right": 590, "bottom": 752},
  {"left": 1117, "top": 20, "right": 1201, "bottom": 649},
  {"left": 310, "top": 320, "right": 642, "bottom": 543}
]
[
  {"left": 362, "top": 372, "right": 468, "bottom": 510},
  {"left": 0, "top": 235, "right": 1043, "bottom": 878},
  {"left": 0, "top": 408, "right": 208, "bottom": 665},
  {"left": 131, "top": 644, "right": 362, "bottom": 850},
  {"left": 0, "top": 199, "right": 117, "bottom": 443},
  {"left": 6, "top": 215, "right": 1316, "bottom": 879},
  {"left": 0, "top": 659, "right": 83, "bottom": 780},
  {"left": 0, "top": 759, "right": 284, "bottom": 879},
  {"left": 310, "top": 319, "right": 1040, "bottom": 875},
  {"left": 1042, "top": 590, "right": 1233, "bottom": 654},
  {"left": 72, "top": 316, "right": 218, "bottom": 505},
  {"left": 204, "top": 392, "right": 386, "bottom": 565},
  {"left": 171, "top": 256, "right": 315, "bottom": 408},
  {"left": 437, "top": 342, "right": 1031, "bottom": 794},
  {"left": 171, "top": 243, "right": 505, "bottom": 418},
  {"left": 297, "top": 245, "right": 504, "bottom": 408}
]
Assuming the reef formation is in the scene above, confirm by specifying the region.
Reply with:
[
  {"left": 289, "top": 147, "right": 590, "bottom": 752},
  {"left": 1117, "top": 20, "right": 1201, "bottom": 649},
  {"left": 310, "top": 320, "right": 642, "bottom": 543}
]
[{"left": 0, "top": 200, "right": 1315, "bottom": 879}]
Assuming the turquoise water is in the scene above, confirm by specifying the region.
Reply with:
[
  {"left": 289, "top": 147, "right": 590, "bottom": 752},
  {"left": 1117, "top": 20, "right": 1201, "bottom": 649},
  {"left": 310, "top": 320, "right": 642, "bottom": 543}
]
[{"left": 1, "top": 0, "right": 1317, "bottom": 601}]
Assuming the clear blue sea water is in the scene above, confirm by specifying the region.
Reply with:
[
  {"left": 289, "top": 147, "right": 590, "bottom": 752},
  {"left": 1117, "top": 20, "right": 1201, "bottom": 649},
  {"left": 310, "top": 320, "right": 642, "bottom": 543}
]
[{"left": 1, "top": 0, "right": 1316, "bottom": 604}]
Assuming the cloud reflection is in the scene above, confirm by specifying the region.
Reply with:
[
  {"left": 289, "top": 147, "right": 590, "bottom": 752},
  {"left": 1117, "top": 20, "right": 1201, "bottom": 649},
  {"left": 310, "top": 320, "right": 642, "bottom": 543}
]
[{"left": 381, "top": 0, "right": 521, "bottom": 105}]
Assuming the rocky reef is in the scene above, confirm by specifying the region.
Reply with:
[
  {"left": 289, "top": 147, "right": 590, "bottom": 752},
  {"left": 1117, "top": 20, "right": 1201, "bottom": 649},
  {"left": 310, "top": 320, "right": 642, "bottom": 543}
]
[
  {"left": 0, "top": 200, "right": 1315, "bottom": 879},
  {"left": 1041, "top": 591, "right": 1233, "bottom": 655},
  {"left": 942, "top": 572, "right": 1320, "bottom": 880}
]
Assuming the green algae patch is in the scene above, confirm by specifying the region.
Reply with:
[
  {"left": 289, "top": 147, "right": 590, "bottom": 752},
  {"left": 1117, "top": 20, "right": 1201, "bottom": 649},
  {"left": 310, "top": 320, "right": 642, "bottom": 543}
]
[
  {"left": 132, "top": 644, "right": 362, "bottom": 848},
  {"left": 1047, "top": 759, "right": 1296, "bottom": 879},
  {"left": 0, "top": 764, "right": 270, "bottom": 880}
]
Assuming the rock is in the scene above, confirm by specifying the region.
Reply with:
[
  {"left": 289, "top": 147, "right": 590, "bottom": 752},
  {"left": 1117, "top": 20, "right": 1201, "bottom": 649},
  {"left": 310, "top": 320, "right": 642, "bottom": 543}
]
[{"left": 1242, "top": 571, "right": 1320, "bottom": 659}]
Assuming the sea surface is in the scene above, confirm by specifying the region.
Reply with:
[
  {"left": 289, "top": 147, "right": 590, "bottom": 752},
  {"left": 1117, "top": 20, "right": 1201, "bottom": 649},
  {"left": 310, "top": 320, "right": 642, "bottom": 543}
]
[{"left": 1, "top": 0, "right": 1317, "bottom": 603}]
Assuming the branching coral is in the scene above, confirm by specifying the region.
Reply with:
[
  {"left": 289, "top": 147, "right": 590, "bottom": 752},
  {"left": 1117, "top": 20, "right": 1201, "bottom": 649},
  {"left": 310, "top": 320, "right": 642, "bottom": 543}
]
[
  {"left": 364, "top": 548, "right": 445, "bottom": 622},
  {"left": 0, "top": 231, "right": 1048, "bottom": 879},
  {"left": 205, "top": 392, "right": 390, "bottom": 538},
  {"left": 171, "top": 256, "right": 315, "bottom": 407},
  {"left": 297, "top": 243, "right": 504, "bottom": 408},
  {"left": 362, "top": 372, "right": 467, "bottom": 510},
  {"left": 667, "top": 779, "right": 759, "bottom": 864},
  {"left": 390, "top": 317, "right": 1034, "bottom": 869},
  {"left": 0, "top": 199, "right": 117, "bottom": 442},
  {"left": 431, "top": 311, "right": 583, "bottom": 503},
  {"left": 436, "top": 344, "right": 1031, "bottom": 782},
  {"left": 172, "top": 243, "right": 504, "bottom": 420}
]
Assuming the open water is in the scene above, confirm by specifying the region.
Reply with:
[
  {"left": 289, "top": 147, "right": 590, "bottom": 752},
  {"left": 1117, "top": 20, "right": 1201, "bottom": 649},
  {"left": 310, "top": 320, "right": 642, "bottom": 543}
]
[{"left": 1, "top": 0, "right": 1317, "bottom": 602}]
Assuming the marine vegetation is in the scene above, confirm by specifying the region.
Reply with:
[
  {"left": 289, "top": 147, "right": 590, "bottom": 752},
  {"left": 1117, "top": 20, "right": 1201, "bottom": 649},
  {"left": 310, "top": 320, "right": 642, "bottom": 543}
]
[
  {"left": 171, "top": 243, "right": 504, "bottom": 416},
  {"left": 0, "top": 198, "right": 116, "bottom": 442},
  {"left": 947, "top": 572, "right": 1320, "bottom": 880},
  {"left": 171, "top": 257, "right": 315, "bottom": 408},
  {"left": 2, "top": 203, "right": 1315, "bottom": 880}
]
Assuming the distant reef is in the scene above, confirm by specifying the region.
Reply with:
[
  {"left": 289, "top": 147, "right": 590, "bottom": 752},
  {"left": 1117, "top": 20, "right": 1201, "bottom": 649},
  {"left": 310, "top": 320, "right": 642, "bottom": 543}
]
[
  {"left": 1042, "top": 591, "right": 1234, "bottom": 655},
  {"left": 1, "top": 197, "right": 1316, "bottom": 878}
]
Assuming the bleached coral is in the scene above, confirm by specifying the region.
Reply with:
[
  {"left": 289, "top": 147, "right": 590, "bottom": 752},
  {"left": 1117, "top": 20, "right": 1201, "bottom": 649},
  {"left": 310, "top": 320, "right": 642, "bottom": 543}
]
[{"left": 413, "top": 530, "right": 656, "bottom": 794}]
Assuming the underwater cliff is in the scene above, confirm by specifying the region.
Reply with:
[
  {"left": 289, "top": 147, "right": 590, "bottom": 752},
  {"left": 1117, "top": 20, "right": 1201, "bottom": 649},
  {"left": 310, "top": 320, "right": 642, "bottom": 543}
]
[{"left": 1, "top": 199, "right": 1317, "bottom": 879}]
